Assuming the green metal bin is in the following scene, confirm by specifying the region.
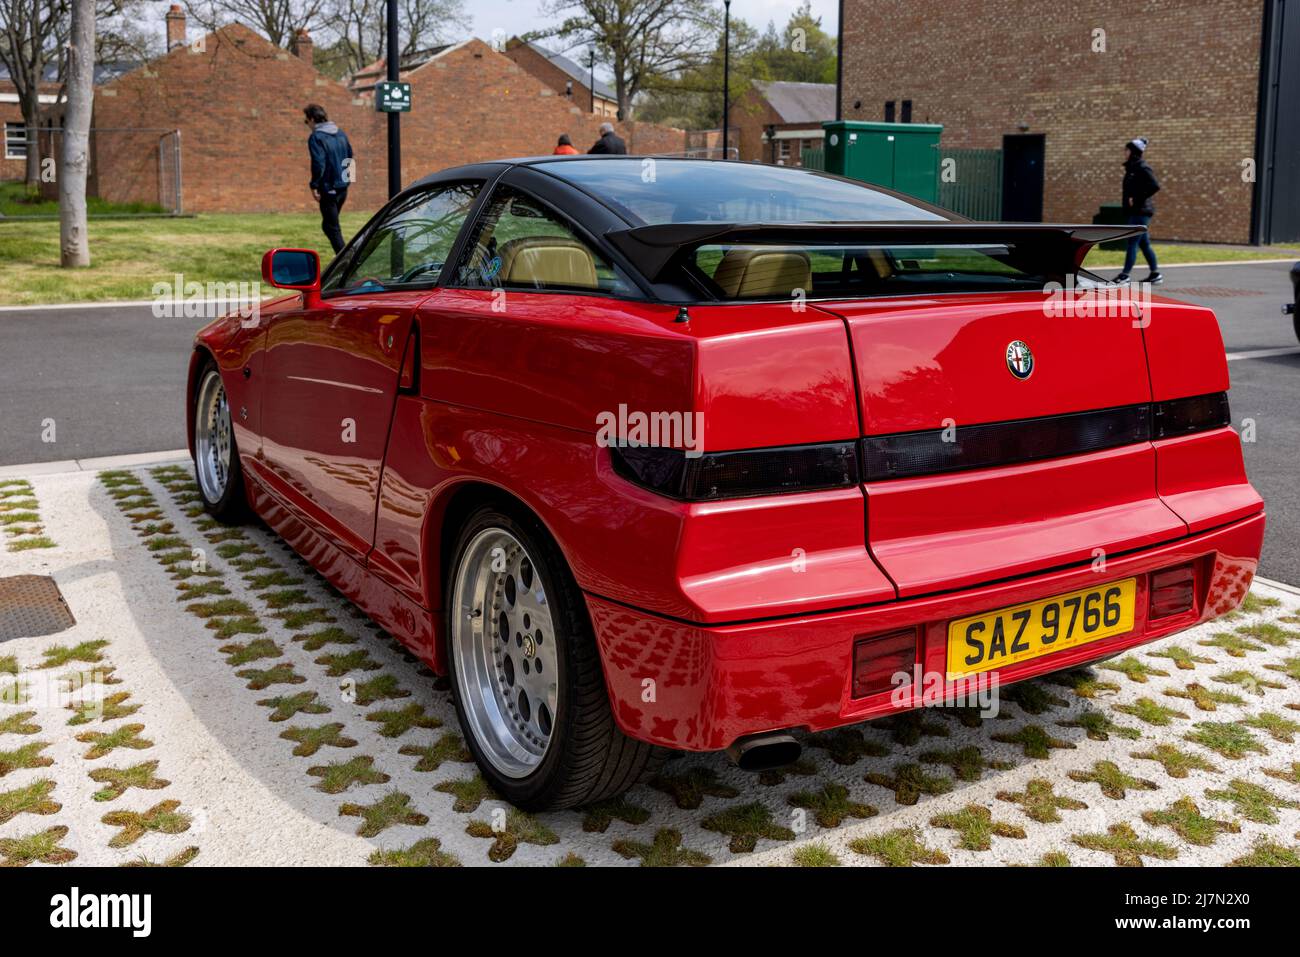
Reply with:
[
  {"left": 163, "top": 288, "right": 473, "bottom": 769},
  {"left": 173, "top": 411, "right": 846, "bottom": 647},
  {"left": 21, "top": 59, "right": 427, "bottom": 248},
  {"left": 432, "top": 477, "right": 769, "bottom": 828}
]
[{"left": 821, "top": 120, "right": 943, "bottom": 204}]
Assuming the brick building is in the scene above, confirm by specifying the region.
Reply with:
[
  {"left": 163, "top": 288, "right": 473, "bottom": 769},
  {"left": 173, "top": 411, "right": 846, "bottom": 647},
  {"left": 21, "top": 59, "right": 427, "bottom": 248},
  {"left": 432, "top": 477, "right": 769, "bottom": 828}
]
[
  {"left": 82, "top": 9, "right": 684, "bottom": 214},
  {"left": 839, "top": 0, "right": 1299, "bottom": 244},
  {"left": 731, "top": 80, "right": 835, "bottom": 165},
  {"left": 502, "top": 39, "right": 618, "bottom": 118}
]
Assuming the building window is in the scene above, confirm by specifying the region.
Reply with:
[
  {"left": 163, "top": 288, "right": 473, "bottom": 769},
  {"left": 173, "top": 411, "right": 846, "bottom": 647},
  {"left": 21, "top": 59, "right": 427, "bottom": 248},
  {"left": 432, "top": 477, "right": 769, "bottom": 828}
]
[
  {"left": 778, "top": 139, "right": 791, "bottom": 165},
  {"left": 884, "top": 100, "right": 896, "bottom": 123},
  {"left": 4, "top": 122, "right": 27, "bottom": 160},
  {"left": 901, "top": 99, "right": 913, "bottom": 123}
]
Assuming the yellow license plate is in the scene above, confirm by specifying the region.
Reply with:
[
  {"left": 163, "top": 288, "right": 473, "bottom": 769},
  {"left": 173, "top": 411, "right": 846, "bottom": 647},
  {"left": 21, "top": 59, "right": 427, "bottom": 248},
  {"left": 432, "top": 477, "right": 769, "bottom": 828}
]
[{"left": 946, "top": 578, "right": 1137, "bottom": 679}]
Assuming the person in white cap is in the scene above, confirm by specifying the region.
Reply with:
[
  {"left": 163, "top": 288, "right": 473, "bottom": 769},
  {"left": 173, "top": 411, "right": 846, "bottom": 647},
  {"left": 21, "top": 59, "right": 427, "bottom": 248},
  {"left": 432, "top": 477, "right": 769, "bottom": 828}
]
[{"left": 1115, "top": 137, "right": 1163, "bottom": 285}]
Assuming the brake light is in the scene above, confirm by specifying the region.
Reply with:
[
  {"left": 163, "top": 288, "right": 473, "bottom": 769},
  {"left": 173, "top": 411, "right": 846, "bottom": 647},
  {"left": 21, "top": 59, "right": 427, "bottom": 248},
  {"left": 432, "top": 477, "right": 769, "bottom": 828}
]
[
  {"left": 1149, "top": 563, "right": 1196, "bottom": 620},
  {"left": 611, "top": 441, "right": 858, "bottom": 501},
  {"left": 852, "top": 628, "right": 917, "bottom": 699},
  {"left": 1151, "top": 393, "right": 1230, "bottom": 439}
]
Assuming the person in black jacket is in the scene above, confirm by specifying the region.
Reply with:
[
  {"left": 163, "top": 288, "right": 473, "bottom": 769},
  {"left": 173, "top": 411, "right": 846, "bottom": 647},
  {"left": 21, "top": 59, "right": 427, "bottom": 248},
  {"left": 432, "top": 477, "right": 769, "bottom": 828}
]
[
  {"left": 1115, "top": 137, "right": 1163, "bottom": 285},
  {"left": 304, "top": 104, "right": 354, "bottom": 254},
  {"left": 587, "top": 122, "right": 628, "bottom": 155}
]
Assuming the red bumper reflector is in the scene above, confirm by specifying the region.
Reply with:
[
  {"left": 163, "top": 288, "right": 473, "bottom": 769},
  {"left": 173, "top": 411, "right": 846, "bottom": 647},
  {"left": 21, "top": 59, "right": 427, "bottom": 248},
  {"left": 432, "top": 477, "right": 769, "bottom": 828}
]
[
  {"left": 1149, "top": 563, "right": 1196, "bottom": 620},
  {"left": 852, "top": 628, "right": 917, "bottom": 699}
]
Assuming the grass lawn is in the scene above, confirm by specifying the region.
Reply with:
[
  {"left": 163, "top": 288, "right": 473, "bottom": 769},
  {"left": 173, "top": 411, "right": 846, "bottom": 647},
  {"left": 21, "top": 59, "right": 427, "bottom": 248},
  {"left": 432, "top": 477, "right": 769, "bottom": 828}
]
[
  {"left": 0, "top": 206, "right": 1294, "bottom": 305},
  {"left": 0, "top": 211, "right": 372, "bottom": 305},
  {"left": 1083, "top": 243, "right": 1298, "bottom": 269},
  {"left": 0, "top": 180, "right": 165, "bottom": 217}
]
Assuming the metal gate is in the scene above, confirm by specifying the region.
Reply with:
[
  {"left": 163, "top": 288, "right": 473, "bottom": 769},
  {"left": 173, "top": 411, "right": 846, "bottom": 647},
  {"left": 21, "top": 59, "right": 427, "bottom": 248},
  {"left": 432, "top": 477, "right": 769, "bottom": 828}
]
[
  {"left": 23, "top": 127, "right": 183, "bottom": 217},
  {"left": 938, "top": 147, "right": 1003, "bottom": 221}
]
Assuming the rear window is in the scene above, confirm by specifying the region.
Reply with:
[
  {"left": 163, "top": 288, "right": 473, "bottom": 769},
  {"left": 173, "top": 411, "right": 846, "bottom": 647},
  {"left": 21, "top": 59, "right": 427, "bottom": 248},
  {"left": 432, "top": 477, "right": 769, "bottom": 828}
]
[
  {"left": 693, "top": 243, "right": 1049, "bottom": 300},
  {"left": 540, "top": 159, "right": 950, "bottom": 226}
]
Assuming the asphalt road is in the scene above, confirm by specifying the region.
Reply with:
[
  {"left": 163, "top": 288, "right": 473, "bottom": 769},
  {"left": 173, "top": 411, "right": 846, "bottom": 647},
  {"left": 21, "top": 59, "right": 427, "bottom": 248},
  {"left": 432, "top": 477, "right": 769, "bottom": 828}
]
[
  {"left": 1, "top": 260, "right": 1297, "bottom": 580},
  {"left": 0, "top": 302, "right": 208, "bottom": 463}
]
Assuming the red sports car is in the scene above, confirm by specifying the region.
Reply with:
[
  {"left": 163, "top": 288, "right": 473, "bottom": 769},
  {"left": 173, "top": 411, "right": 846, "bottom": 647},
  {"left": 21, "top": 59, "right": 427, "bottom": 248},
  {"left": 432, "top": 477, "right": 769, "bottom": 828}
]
[{"left": 189, "top": 157, "right": 1264, "bottom": 809}]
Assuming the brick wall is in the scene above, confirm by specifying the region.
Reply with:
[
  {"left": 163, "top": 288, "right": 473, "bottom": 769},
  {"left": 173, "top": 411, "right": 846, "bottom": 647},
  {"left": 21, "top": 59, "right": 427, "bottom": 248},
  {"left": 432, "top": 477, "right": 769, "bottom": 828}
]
[
  {"left": 732, "top": 85, "right": 782, "bottom": 162},
  {"left": 92, "top": 25, "right": 386, "bottom": 213},
  {"left": 840, "top": 0, "right": 1264, "bottom": 243},
  {"left": 0, "top": 99, "right": 26, "bottom": 181},
  {"left": 91, "top": 27, "right": 686, "bottom": 214},
  {"left": 501, "top": 40, "right": 618, "bottom": 118}
]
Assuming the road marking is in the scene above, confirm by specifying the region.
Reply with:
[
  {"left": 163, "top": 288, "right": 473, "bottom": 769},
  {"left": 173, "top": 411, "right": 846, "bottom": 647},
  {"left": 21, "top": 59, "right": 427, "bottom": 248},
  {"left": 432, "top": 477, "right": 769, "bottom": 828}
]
[
  {"left": 1225, "top": 346, "right": 1300, "bottom": 361},
  {"left": 0, "top": 297, "right": 273, "bottom": 313},
  {"left": 1089, "top": 258, "right": 1297, "bottom": 272},
  {"left": 0, "top": 448, "right": 189, "bottom": 478}
]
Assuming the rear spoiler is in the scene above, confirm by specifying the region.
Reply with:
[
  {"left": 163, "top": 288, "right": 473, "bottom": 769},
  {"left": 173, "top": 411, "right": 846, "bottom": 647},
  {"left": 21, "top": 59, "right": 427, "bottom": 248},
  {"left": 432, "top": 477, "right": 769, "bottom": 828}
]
[{"left": 604, "top": 221, "right": 1147, "bottom": 283}]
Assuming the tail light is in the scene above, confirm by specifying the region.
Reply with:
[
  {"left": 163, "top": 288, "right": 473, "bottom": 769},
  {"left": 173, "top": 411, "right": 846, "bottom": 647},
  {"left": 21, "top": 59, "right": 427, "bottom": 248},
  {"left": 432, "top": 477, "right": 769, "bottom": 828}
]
[
  {"left": 1151, "top": 392, "right": 1230, "bottom": 439},
  {"left": 1149, "top": 563, "right": 1196, "bottom": 620},
  {"left": 611, "top": 441, "right": 858, "bottom": 501},
  {"left": 852, "top": 628, "right": 917, "bottom": 699}
]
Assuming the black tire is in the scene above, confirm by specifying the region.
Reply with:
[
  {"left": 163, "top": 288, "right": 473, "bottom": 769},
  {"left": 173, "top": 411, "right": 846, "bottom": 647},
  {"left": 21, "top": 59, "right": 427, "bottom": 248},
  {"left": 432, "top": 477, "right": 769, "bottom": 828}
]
[
  {"left": 1293, "top": 310, "right": 1300, "bottom": 345},
  {"left": 191, "top": 360, "right": 249, "bottom": 523},
  {"left": 445, "top": 503, "right": 667, "bottom": 810}
]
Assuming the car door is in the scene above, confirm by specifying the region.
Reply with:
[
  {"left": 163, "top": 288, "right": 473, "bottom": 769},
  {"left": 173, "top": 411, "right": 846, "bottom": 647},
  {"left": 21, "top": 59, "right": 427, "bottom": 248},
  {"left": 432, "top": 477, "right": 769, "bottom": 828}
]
[{"left": 254, "top": 181, "right": 483, "bottom": 561}]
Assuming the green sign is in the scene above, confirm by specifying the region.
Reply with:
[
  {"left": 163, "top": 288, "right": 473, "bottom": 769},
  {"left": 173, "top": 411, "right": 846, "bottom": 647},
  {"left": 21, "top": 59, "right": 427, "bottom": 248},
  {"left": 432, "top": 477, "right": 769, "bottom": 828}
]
[{"left": 375, "top": 81, "right": 411, "bottom": 113}]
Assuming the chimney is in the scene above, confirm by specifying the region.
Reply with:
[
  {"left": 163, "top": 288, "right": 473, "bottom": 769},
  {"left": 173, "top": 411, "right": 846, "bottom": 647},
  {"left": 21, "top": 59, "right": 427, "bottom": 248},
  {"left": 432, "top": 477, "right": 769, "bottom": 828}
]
[
  {"left": 165, "top": 5, "right": 186, "bottom": 51},
  {"left": 292, "top": 28, "right": 314, "bottom": 63}
]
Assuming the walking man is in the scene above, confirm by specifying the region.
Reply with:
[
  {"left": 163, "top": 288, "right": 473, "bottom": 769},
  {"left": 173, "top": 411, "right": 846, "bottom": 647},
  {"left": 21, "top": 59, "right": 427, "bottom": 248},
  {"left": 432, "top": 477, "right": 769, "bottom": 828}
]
[
  {"left": 304, "top": 104, "right": 353, "bottom": 254},
  {"left": 587, "top": 122, "right": 627, "bottom": 155},
  {"left": 1115, "top": 137, "right": 1163, "bottom": 285}
]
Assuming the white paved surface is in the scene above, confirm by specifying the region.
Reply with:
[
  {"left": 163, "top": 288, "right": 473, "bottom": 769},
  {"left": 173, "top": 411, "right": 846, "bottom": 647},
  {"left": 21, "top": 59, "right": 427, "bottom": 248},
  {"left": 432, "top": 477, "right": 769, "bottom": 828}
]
[{"left": 2, "top": 467, "right": 1298, "bottom": 867}]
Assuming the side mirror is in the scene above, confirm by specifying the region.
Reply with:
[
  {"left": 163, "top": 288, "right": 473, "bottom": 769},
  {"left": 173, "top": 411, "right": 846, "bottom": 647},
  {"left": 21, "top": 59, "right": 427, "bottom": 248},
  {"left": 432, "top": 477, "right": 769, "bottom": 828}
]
[{"left": 262, "top": 248, "right": 321, "bottom": 306}]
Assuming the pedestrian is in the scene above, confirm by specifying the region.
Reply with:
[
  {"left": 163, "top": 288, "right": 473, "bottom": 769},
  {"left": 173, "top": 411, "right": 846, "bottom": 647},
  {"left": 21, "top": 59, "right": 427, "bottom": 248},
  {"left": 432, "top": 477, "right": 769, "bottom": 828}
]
[
  {"left": 1114, "top": 137, "right": 1163, "bottom": 285},
  {"left": 553, "top": 134, "right": 579, "bottom": 155},
  {"left": 304, "top": 103, "right": 354, "bottom": 254},
  {"left": 587, "top": 121, "right": 627, "bottom": 155}
]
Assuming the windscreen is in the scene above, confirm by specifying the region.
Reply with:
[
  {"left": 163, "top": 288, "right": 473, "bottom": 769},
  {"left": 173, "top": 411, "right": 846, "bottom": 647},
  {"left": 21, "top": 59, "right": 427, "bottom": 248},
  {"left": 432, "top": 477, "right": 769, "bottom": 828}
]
[{"left": 694, "top": 243, "right": 1050, "bottom": 300}]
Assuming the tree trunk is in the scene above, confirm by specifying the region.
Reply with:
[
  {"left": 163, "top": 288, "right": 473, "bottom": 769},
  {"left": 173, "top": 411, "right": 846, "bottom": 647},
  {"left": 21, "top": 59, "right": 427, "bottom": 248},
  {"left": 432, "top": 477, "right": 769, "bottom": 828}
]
[
  {"left": 59, "top": 0, "right": 96, "bottom": 268},
  {"left": 21, "top": 94, "right": 42, "bottom": 190}
]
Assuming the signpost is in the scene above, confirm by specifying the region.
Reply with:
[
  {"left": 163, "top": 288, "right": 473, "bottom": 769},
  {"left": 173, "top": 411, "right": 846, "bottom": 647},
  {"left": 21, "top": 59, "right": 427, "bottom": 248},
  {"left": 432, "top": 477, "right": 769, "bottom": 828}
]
[{"left": 384, "top": 0, "right": 402, "bottom": 198}]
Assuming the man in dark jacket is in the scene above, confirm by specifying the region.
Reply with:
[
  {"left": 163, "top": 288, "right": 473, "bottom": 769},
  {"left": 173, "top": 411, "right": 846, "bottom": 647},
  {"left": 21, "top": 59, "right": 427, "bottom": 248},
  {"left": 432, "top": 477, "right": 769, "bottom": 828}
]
[
  {"left": 1115, "top": 137, "right": 1163, "bottom": 285},
  {"left": 304, "top": 104, "right": 354, "bottom": 254},
  {"left": 587, "top": 122, "right": 627, "bottom": 155}
]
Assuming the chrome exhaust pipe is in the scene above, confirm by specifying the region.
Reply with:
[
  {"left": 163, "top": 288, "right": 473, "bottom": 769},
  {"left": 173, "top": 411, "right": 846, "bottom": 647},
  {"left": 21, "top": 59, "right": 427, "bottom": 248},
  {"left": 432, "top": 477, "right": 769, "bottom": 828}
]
[{"left": 726, "top": 732, "right": 802, "bottom": 772}]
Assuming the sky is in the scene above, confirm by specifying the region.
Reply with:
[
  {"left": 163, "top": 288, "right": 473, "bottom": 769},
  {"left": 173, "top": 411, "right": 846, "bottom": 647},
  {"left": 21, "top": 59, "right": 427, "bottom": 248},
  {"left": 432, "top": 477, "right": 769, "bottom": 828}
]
[{"left": 466, "top": 0, "right": 840, "bottom": 59}]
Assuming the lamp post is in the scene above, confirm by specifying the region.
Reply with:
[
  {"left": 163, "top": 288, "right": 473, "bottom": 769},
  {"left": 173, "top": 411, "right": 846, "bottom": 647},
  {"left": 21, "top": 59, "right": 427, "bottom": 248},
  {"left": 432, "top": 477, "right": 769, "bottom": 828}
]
[
  {"left": 386, "top": 0, "right": 400, "bottom": 198},
  {"left": 722, "top": 0, "right": 731, "bottom": 160},
  {"left": 588, "top": 49, "right": 596, "bottom": 114}
]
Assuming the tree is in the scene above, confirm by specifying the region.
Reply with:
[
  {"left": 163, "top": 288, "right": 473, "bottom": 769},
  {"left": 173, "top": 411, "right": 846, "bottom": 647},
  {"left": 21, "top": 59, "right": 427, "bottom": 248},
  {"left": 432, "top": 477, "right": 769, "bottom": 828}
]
[
  {"left": 0, "top": 0, "right": 69, "bottom": 189},
  {"left": 635, "top": 17, "right": 761, "bottom": 130},
  {"left": 60, "top": 0, "right": 95, "bottom": 267},
  {"left": 751, "top": 1, "right": 836, "bottom": 84},
  {"left": 534, "top": 0, "right": 722, "bottom": 120},
  {"left": 186, "top": 0, "right": 329, "bottom": 49},
  {"left": 637, "top": 0, "right": 838, "bottom": 129},
  {"left": 318, "top": 0, "right": 469, "bottom": 78}
]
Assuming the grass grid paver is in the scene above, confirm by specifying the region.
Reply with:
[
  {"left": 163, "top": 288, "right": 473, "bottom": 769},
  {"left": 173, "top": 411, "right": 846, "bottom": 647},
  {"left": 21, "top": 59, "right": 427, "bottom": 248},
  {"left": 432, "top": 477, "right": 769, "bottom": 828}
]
[{"left": 5, "top": 465, "right": 1299, "bottom": 867}]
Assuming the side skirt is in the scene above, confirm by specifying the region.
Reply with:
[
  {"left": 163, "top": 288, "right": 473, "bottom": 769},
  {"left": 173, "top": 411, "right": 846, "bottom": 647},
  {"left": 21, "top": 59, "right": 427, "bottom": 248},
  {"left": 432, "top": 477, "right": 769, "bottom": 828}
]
[{"left": 243, "top": 472, "right": 443, "bottom": 673}]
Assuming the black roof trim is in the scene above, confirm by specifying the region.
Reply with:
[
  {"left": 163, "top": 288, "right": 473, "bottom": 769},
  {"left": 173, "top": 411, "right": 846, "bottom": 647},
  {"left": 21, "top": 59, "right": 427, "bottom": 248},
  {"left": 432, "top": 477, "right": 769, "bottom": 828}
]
[{"left": 604, "top": 221, "right": 1147, "bottom": 282}]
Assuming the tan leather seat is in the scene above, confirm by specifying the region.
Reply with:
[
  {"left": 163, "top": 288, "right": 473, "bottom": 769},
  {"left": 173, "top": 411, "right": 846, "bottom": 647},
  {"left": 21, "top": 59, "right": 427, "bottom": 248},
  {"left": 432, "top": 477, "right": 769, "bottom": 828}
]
[
  {"left": 712, "top": 248, "right": 812, "bottom": 298},
  {"left": 498, "top": 236, "right": 598, "bottom": 288}
]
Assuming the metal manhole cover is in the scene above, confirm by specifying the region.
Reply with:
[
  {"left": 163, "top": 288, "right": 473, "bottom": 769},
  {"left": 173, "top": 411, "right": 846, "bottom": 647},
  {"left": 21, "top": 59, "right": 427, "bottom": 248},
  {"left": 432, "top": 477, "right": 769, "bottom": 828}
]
[{"left": 0, "top": 575, "right": 77, "bottom": 642}]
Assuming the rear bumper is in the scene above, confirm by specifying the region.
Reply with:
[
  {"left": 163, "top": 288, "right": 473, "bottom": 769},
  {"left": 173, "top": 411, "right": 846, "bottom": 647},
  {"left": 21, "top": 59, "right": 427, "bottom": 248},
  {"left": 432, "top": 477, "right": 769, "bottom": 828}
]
[{"left": 586, "top": 511, "right": 1265, "bottom": 752}]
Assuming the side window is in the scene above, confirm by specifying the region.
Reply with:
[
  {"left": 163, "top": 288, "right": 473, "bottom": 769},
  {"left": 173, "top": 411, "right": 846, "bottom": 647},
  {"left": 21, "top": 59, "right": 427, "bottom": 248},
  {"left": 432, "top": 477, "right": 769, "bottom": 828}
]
[
  {"left": 327, "top": 181, "right": 481, "bottom": 293},
  {"left": 456, "top": 186, "right": 633, "bottom": 296}
]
